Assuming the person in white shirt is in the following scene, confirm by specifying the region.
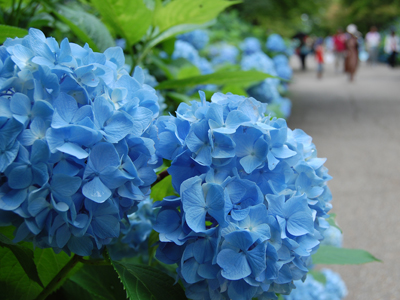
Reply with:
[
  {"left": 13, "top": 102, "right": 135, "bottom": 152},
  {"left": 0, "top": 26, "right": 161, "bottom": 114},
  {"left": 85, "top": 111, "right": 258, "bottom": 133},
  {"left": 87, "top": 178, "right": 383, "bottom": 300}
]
[
  {"left": 385, "top": 30, "right": 400, "bottom": 68},
  {"left": 365, "top": 26, "right": 380, "bottom": 65}
]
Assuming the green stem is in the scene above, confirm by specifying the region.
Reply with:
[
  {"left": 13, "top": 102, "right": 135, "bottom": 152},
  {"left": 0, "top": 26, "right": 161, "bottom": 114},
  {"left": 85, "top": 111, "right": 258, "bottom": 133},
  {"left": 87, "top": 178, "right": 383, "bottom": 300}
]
[
  {"left": 152, "top": 169, "right": 169, "bottom": 187},
  {"left": 34, "top": 254, "right": 81, "bottom": 300},
  {"left": 77, "top": 256, "right": 110, "bottom": 266},
  {"left": 127, "top": 45, "right": 136, "bottom": 75}
]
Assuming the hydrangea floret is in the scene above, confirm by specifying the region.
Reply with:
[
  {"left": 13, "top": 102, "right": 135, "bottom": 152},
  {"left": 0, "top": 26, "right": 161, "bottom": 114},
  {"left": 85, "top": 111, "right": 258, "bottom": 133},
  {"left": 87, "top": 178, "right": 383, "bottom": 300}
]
[
  {"left": 240, "top": 51, "right": 292, "bottom": 118},
  {"left": 266, "top": 34, "right": 287, "bottom": 53},
  {"left": 207, "top": 42, "right": 239, "bottom": 65},
  {"left": 0, "top": 28, "right": 160, "bottom": 256},
  {"left": 177, "top": 29, "right": 210, "bottom": 51},
  {"left": 154, "top": 91, "right": 333, "bottom": 300},
  {"left": 240, "top": 37, "right": 262, "bottom": 55},
  {"left": 284, "top": 269, "right": 347, "bottom": 300}
]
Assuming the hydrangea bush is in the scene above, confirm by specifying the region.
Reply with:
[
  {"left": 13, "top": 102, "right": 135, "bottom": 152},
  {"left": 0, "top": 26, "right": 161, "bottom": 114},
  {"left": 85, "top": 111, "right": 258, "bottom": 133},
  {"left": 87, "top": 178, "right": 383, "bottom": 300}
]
[
  {"left": 154, "top": 91, "right": 333, "bottom": 299},
  {"left": 0, "top": 28, "right": 161, "bottom": 256}
]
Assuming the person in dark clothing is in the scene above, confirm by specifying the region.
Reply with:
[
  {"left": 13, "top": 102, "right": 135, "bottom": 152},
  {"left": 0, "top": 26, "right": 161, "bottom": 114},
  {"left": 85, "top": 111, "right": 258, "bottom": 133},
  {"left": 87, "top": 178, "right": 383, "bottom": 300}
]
[{"left": 296, "top": 37, "right": 310, "bottom": 71}]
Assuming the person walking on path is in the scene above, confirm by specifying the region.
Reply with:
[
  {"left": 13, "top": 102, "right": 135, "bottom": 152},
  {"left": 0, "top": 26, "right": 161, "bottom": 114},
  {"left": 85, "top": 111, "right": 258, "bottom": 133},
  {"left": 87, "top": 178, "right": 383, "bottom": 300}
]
[
  {"left": 296, "top": 36, "right": 310, "bottom": 71},
  {"left": 333, "top": 28, "right": 346, "bottom": 72},
  {"left": 315, "top": 38, "right": 324, "bottom": 79},
  {"left": 365, "top": 26, "right": 380, "bottom": 65},
  {"left": 344, "top": 24, "right": 359, "bottom": 82},
  {"left": 384, "top": 30, "right": 399, "bottom": 68}
]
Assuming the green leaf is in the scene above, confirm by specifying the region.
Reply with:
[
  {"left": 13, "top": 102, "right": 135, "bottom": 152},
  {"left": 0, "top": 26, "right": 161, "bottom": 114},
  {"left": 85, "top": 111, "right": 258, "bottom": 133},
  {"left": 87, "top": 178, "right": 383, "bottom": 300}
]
[
  {"left": 177, "top": 65, "right": 201, "bottom": 79},
  {"left": 153, "top": 0, "right": 241, "bottom": 32},
  {"left": 112, "top": 261, "right": 187, "bottom": 300},
  {"left": 148, "top": 230, "right": 159, "bottom": 264},
  {"left": 58, "top": 279, "right": 102, "bottom": 300},
  {"left": 326, "top": 213, "right": 342, "bottom": 233},
  {"left": 53, "top": 5, "right": 115, "bottom": 52},
  {"left": 221, "top": 84, "right": 247, "bottom": 96},
  {"left": 151, "top": 174, "right": 177, "bottom": 202},
  {"left": 155, "top": 70, "right": 276, "bottom": 90},
  {"left": 144, "top": 20, "right": 215, "bottom": 52},
  {"left": 309, "top": 270, "right": 327, "bottom": 284},
  {"left": 91, "top": 0, "right": 153, "bottom": 47},
  {"left": 0, "top": 233, "right": 43, "bottom": 288},
  {"left": 0, "top": 24, "right": 28, "bottom": 44},
  {"left": 166, "top": 91, "right": 193, "bottom": 105},
  {"left": 69, "top": 265, "right": 125, "bottom": 300},
  {"left": 312, "top": 246, "right": 381, "bottom": 265},
  {"left": 0, "top": 246, "right": 82, "bottom": 300}
]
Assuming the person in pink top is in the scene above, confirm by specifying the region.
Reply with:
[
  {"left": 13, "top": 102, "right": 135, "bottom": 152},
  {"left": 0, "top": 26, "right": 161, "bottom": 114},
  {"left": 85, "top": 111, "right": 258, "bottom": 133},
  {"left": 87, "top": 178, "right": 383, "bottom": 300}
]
[{"left": 333, "top": 28, "right": 346, "bottom": 72}]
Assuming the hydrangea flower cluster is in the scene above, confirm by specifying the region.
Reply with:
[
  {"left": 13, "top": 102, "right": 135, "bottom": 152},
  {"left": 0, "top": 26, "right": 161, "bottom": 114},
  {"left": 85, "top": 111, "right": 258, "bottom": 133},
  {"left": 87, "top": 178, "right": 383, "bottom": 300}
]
[
  {"left": 321, "top": 225, "right": 343, "bottom": 248},
  {"left": 153, "top": 91, "right": 333, "bottom": 300},
  {"left": 0, "top": 29, "right": 160, "bottom": 256},
  {"left": 108, "top": 196, "right": 156, "bottom": 261},
  {"left": 266, "top": 34, "right": 287, "bottom": 53},
  {"left": 207, "top": 42, "right": 239, "bottom": 65},
  {"left": 240, "top": 37, "right": 262, "bottom": 55},
  {"left": 172, "top": 40, "right": 214, "bottom": 75},
  {"left": 273, "top": 54, "right": 293, "bottom": 81},
  {"left": 284, "top": 269, "right": 347, "bottom": 300},
  {"left": 177, "top": 29, "right": 209, "bottom": 51},
  {"left": 240, "top": 51, "right": 292, "bottom": 118}
]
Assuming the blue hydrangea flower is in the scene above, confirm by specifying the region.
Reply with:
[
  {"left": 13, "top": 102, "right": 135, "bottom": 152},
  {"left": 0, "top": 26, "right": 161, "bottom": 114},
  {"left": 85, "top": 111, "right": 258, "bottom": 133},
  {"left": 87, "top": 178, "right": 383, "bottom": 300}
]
[
  {"left": 273, "top": 54, "right": 293, "bottom": 81},
  {"left": 172, "top": 40, "right": 214, "bottom": 76},
  {"left": 177, "top": 30, "right": 209, "bottom": 51},
  {"left": 154, "top": 91, "right": 333, "bottom": 300},
  {"left": 0, "top": 28, "right": 161, "bottom": 256},
  {"left": 208, "top": 42, "right": 239, "bottom": 65},
  {"left": 284, "top": 269, "right": 347, "bottom": 300},
  {"left": 240, "top": 37, "right": 262, "bottom": 55},
  {"left": 266, "top": 34, "right": 287, "bottom": 52},
  {"left": 108, "top": 196, "right": 156, "bottom": 260},
  {"left": 321, "top": 225, "right": 343, "bottom": 247}
]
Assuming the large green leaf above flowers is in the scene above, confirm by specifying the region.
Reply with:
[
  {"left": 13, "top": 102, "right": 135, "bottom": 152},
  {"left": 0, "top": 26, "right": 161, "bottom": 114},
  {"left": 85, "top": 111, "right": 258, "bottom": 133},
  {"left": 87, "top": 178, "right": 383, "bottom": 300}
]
[
  {"left": 91, "top": 0, "right": 153, "bottom": 47},
  {"left": 53, "top": 5, "right": 116, "bottom": 52},
  {"left": 0, "top": 25, "right": 28, "bottom": 44},
  {"left": 155, "top": 70, "right": 276, "bottom": 90},
  {"left": 153, "top": 0, "right": 241, "bottom": 33}
]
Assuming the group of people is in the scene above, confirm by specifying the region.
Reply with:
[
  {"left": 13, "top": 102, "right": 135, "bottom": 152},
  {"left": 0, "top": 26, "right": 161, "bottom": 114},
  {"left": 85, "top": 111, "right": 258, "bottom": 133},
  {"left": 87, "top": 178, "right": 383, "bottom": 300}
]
[{"left": 295, "top": 25, "right": 400, "bottom": 81}]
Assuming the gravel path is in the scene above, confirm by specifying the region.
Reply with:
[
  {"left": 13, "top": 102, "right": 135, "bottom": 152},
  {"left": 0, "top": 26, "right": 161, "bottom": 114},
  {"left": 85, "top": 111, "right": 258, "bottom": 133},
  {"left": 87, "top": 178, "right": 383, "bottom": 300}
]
[{"left": 287, "top": 56, "right": 400, "bottom": 300}]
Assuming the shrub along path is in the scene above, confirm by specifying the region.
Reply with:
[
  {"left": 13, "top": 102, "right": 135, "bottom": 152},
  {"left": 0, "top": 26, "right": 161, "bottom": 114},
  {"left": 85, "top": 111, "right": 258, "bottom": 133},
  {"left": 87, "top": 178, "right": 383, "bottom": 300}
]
[{"left": 288, "top": 56, "right": 400, "bottom": 300}]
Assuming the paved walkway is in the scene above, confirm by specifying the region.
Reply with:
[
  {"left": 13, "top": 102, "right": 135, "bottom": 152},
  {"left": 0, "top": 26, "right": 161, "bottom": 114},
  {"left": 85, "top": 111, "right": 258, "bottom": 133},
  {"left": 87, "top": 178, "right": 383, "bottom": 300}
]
[{"left": 288, "top": 56, "right": 400, "bottom": 300}]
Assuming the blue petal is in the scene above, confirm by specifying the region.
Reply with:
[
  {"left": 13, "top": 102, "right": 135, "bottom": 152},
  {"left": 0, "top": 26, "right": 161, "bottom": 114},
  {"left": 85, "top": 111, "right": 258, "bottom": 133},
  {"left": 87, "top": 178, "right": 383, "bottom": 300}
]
[
  {"left": 0, "top": 188, "right": 27, "bottom": 211},
  {"left": 56, "top": 142, "right": 89, "bottom": 159},
  {"left": 83, "top": 176, "right": 111, "bottom": 203},
  {"left": 181, "top": 257, "right": 203, "bottom": 283},
  {"left": 92, "top": 215, "right": 120, "bottom": 239},
  {"left": 217, "top": 249, "right": 251, "bottom": 280},
  {"left": 56, "top": 224, "right": 71, "bottom": 248},
  {"left": 8, "top": 165, "right": 32, "bottom": 189},
  {"left": 51, "top": 174, "right": 82, "bottom": 197},
  {"left": 103, "top": 111, "right": 133, "bottom": 143},
  {"left": 287, "top": 211, "right": 314, "bottom": 236},
  {"left": 67, "top": 236, "right": 93, "bottom": 256}
]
